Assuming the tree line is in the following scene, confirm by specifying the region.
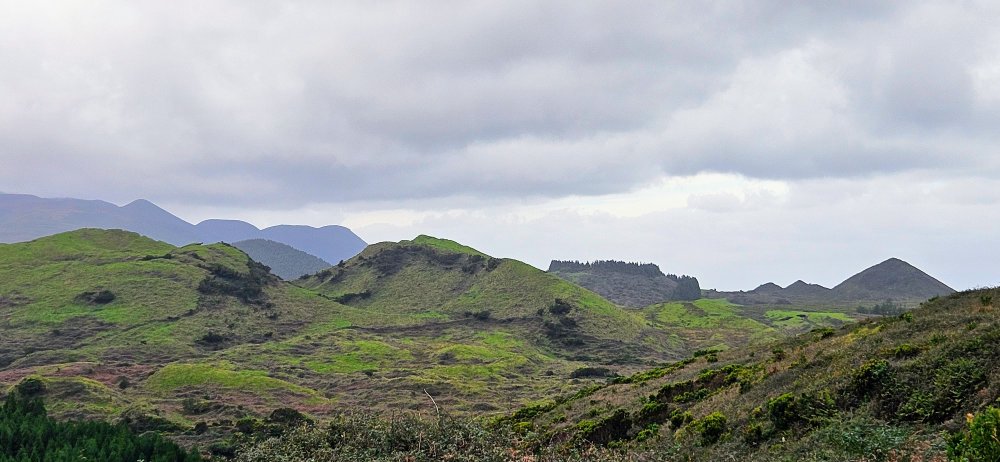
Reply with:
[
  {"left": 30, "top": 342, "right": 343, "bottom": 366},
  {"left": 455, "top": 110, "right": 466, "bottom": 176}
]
[{"left": 0, "top": 381, "right": 202, "bottom": 462}]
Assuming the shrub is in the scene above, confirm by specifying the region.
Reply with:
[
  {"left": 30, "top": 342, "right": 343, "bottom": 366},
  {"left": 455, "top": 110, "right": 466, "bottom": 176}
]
[
  {"left": 570, "top": 367, "right": 615, "bottom": 379},
  {"left": 548, "top": 299, "right": 573, "bottom": 316},
  {"left": 844, "top": 359, "right": 893, "bottom": 404},
  {"left": 576, "top": 408, "right": 632, "bottom": 445},
  {"left": 694, "top": 412, "right": 727, "bottom": 446},
  {"left": 949, "top": 407, "right": 1000, "bottom": 461},
  {"left": 669, "top": 409, "right": 693, "bottom": 429},
  {"left": 76, "top": 289, "right": 116, "bottom": 305},
  {"left": 767, "top": 391, "right": 836, "bottom": 431},
  {"left": 891, "top": 343, "right": 921, "bottom": 359},
  {"left": 741, "top": 422, "right": 765, "bottom": 445},
  {"left": 636, "top": 423, "right": 660, "bottom": 441}
]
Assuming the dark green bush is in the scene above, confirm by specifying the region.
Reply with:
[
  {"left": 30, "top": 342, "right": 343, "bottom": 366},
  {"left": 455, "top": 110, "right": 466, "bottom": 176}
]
[
  {"left": 767, "top": 391, "right": 836, "bottom": 431},
  {"left": 845, "top": 359, "right": 893, "bottom": 404},
  {"left": 76, "top": 289, "right": 116, "bottom": 304},
  {"left": 669, "top": 409, "right": 693, "bottom": 428},
  {"left": 694, "top": 412, "right": 727, "bottom": 446}
]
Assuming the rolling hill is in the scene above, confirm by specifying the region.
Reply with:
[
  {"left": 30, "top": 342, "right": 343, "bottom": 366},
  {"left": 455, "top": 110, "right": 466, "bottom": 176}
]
[{"left": 0, "top": 229, "right": 689, "bottom": 436}]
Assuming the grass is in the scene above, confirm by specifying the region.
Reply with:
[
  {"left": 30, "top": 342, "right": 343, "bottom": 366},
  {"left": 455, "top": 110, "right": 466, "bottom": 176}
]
[
  {"left": 145, "top": 362, "right": 320, "bottom": 397},
  {"left": 407, "top": 235, "right": 489, "bottom": 257},
  {"left": 765, "top": 310, "right": 853, "bottom": 330}
]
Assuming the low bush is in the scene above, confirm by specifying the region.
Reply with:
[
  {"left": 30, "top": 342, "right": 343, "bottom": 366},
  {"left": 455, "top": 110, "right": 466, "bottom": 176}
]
[{"left": 694, "top": 411, "right": 727, "bottom": 446}]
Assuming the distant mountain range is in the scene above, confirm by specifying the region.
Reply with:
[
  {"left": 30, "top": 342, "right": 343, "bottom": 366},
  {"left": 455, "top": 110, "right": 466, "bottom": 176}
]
[
  {"left": 707, "top": 257, "right": 955, "bottom": 306},
  {"left": 549, "top": 257, "right": 953, "bottom": 309},
  {"left": 0, "top": 193, "right": 366, "bottom": 275},
  {"left": 548, "top": 260, "right": 701, "bottom": 308}
]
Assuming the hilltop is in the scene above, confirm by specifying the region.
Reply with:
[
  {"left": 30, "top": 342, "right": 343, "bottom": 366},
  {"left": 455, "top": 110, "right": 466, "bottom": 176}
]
[
  {"left": 831, "top": 257, "right": 956, "bottom": 302},
  {"left": 548, "top": 260, "right": 702, "bottom": 307},
  {"left": 0, "top": 193, "right": 366, "bottom": 268}
]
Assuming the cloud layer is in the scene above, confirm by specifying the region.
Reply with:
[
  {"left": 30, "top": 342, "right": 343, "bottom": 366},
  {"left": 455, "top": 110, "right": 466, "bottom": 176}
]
[{"left": 2, "top": 1, "right": 999, "bottom": 289}]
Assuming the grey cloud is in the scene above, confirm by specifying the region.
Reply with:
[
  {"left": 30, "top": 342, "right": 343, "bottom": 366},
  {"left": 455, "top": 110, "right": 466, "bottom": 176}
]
[{"left": 0, "top": 1, "right": 998, "bottom": 206}]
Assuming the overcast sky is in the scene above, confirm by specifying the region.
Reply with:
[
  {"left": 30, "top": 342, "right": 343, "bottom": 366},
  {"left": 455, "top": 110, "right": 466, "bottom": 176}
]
[{"left": 2, "top": 1, "right": 999, "bottom": 290}]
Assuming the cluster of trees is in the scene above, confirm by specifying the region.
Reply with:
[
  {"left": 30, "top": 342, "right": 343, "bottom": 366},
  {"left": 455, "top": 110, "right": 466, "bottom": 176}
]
[
  {"left": 0, "top": 387, "right": 201, "bottom": 462},
  {"left": 669, "top": 275, "right": 702, "bottom": 301},
  {"left": 549, "top": 260, "right": 665, "bottom": 278},
  {"left": 857, "top": 299, "right": 907, "bottom": 316}
]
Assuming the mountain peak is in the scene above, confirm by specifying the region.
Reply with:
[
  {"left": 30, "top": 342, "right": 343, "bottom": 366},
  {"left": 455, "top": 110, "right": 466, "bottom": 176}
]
[
  {"left": 832, "top": 257, "right": 955, "bottom": 301},
  {"left": 122, "top": 198, "right": 161, "bottom": 210}
]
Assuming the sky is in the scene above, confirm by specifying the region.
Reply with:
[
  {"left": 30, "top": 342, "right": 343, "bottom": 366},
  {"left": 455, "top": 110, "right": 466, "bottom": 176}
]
[{"left": 2, "top": 1, "right": 1000, "bottom": 290}]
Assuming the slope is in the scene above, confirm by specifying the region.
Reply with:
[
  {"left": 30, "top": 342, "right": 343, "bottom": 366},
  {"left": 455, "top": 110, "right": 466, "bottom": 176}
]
[
  {"left": 0, "top": 229, "right": 373, "bottom": 428},
  {"left": 508, "top": 287, "right": 1000, "bottom": 460},
  {"left": 232, "top": 239, "right": 331, "bottom": 280}
]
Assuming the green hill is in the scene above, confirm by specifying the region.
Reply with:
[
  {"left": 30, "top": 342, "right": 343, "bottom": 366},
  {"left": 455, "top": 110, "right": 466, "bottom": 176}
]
[
  {"left": 0, "top": 230, "right": 686, "bottom": 434},
  {"left": 502, "top": 287, "right": 1000, "bottom": 460},
  {"left": 1, "top": 229, "right": 908, "bottom": 460}
]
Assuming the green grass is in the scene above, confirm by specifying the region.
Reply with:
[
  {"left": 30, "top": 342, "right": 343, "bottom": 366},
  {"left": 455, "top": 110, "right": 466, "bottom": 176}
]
[
  {"left": 407, "top": 235, "right": 489, "bottom": 257},
  {"left": 303, "top": 339, "right": 413, "bottom": 374},
  {"left": 648, "top": 299, "right": 772, "bottom": 332},
  {"left": 765, "top": 310, "right": 853, "bottom": 329},
  {"left": 145, "top": 362, "right": 320, "bottom": 397}
]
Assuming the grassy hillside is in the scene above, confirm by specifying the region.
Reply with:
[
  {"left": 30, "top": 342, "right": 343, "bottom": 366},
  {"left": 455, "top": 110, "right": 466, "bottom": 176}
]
[
  {"left": 0, "top": 230, "right": 687, "bottom": 438},
  {"left": 501, "top": 287, "right": 1000, "bottom": 460},
  {"left": 2, "top": 229, "right": 920, "bottom": 461}
]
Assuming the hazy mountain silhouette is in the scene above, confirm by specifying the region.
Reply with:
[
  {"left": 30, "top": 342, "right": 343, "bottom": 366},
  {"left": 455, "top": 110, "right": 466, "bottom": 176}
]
[
  {"left": 0, "top": 193, "right": 366, "bottom": 266},
  {"left": 231, "top": 239, "right": 332, "bottom": 280},
  {"left": 711, "top": 257, "right": 954, "bottom": 305},
  {"left": 830, "top": 257, "right": 955, "bottom": 301}
]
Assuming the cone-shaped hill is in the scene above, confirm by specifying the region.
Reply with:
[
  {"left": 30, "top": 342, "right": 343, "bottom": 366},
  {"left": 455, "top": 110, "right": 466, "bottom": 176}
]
[{"left": 831, "top": 257, "right": 955, "bottom": 302}]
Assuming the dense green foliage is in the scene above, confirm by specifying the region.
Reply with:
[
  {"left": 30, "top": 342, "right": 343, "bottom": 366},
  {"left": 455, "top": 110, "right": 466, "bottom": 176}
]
[{"left": 0, "top": 392, "right": 200, "bottom": 462}]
